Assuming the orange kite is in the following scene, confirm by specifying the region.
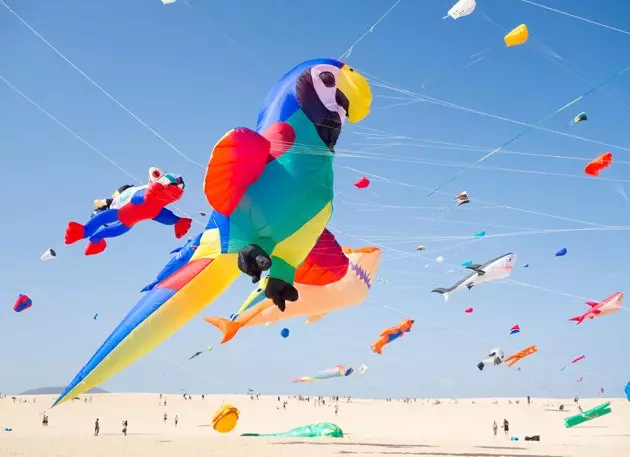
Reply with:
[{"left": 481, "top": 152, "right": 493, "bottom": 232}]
[
  {"left": 584, "top": 152, "right": 612, "bottom": 177},
  {"left": 504, "top": 345, "right": 538, "bottom": 367}
]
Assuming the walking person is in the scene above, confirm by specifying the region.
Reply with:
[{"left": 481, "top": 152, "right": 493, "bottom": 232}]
[
  {"left": 174, "top": 415, "right": 179, "bottom": 427},
  {"left": 163, "top": 412, "right": 168, "bottom": 424},
  {"left": 503, "top": 419, "right": 509, "bottom": 438},
  {"left": 122, "top": 420, "right": 128, "bottom": 436},
  {"left": 94, "top": 418, "right": 100, "bottom": 437},
  {"left": 492, "top": 420, "right": 498, "bottom": 437}
]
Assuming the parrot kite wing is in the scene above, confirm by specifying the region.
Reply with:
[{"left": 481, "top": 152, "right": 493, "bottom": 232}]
[{"left": 52, "top": 59, "right": 373, "bottom": 408}]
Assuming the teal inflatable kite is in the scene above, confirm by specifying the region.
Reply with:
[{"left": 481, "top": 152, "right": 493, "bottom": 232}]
[{"left": 242, "top": 422, "right": 344, "bottom": 438}]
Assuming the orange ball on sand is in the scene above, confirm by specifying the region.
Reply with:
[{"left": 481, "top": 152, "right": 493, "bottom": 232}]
[{"left": 212, "top": 404, "right": 240, "bottom": 433}]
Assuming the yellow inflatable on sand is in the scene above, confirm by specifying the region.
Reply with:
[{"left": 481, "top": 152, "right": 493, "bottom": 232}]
[{"left": 212, "top": 404, "right": 240, "bottom": 433}]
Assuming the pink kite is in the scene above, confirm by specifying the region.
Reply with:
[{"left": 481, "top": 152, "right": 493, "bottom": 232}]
[
  {"left": 464, "top": 307, "right": 473, "bottom": 313},
  {"left": 571, "top": 355, "right": 585, "bottom": 364}
]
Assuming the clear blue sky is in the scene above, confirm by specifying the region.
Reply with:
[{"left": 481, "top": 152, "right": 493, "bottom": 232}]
[{"left": 2, "top": 0, "right": 630, "bottom": 399}]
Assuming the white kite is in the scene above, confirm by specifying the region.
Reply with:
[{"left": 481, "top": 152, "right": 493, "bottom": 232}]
[
  {"left": 162, "top": 0, "right": 176, "bottom": 4},
  {"left": 41, "top": 248, "right": 57, "bottom": 261},
  {"left": 444, "top": 0, "right": 476, "bottom": 20},
  {"left": 477, "top": 348, "right": 504, "bottom": 371},
  {"left": 359, "top": 364, "right": 368, "bottom": 375}
]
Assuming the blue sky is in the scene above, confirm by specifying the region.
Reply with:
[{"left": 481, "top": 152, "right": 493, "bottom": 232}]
[{"left": 2, "top": 0, "right": 630, "bottom": 399}]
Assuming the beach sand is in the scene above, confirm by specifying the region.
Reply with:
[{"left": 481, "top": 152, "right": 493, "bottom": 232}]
[{"left": 1, "top": 394, "right": 628, "bottom": 456}]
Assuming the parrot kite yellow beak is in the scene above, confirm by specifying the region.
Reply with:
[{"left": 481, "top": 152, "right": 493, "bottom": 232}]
[{"left": 336, "top": 65, "right": 372, "bottom": 123}]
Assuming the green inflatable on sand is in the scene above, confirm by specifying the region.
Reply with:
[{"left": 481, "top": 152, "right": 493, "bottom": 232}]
[
  {"left": 241, "top": 422, "right": 343, "bottom": 438},
  {"left": 564, "top": 401, "right": 612, "bottom": 428}
]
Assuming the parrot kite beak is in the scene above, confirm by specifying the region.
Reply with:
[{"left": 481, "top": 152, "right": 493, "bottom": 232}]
[{"left": 336, "top": 65, "right": 372, "bottom": 123}]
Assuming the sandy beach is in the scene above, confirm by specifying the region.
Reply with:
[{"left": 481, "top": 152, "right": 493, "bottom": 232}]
[{"left": 1, "top": 394, "right": 628, "bottom": 456}]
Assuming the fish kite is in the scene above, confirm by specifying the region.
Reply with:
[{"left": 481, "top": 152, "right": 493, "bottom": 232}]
[
  {"left": 431, "top": 253, "right": 516, "bottom": 301},
  {"left": 205, "top": 231, "right": 381, "bottom": 344},
  {"left": 354, "top": 177, "right": 370, "bottom": 189},
  {"left": 51, "top": 58, "right": 373, "bottom": 407},
  {"left": 293, "top": 365, "right": 354, "bottom": 383},
  {"left": 64, "top": 168, "right": 191, "bottom": 255},
  {"left": 13, "top": 294, "right": 32, "bottom": 312},
  {"left": 504, "top": 345, "right": 537, "bottom": 368},
  {"left": 477, "top": 347, "right": 504, "bottom": 371},
  {"left": 571, "top": 355, "right": 585, "bottom": 364},
  {"left": 585, "top": 152, "right": 612, "bottom": 177},
  {"left": 509, "top": 324, "right": 520, "bottom": 335},
  {"left": 371, "top": 318, "right": 414, "bottom": 354},
  {"left": 569, "top": 292, "right": 623, "bottom": 325}
]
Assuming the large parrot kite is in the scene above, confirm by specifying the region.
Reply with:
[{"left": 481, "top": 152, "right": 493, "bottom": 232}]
[{"left": 52, "top": 58, "right": 372, "bottom": 407}]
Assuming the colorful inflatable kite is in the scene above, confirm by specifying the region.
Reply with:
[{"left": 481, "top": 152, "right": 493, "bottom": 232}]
[
  {"left": 242, "top": 422, "right": 343, "bottom": 438},
  {"left": 13, "top": 294, "right": 32, "bottom": 312},
  {"left": 569, "top": 292, "right": 623, "bottom": 324},
  {"left": 569, "top": 112, "right": 587, "bottom": 125},
  {"left": 205, "top": 231, "right": 381, "bottom": 344},
  {"left": 293, "top": 365, "right": 353, "bottom": 383},
  {"left": 585, "top": 152, "right": 612, "bottom": 177},
  {"left": 52, "top": 58, "right": 372, "bottom": 407},
  {"left": 505, "top": 345, "right": 537, "bottom": 367},
  {"left": 64, "top": 168, "right": 191, "bottom": 255},
  {"left": 432, "top": 253, "right": 516, "bottom": 301},
  {"left": 371, "top": 318, "right": 414, "bottom": 354}
]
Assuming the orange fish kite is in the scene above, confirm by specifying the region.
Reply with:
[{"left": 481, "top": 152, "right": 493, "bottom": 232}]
[
  {"left": 205, "top": 229, "right": 381, "bottom": 343},
  {"left": 370, "top": 318, "right": 414, "bottom": 355},
  {"left": 504, "top": 345, "right": 537, "bottom": 367}
]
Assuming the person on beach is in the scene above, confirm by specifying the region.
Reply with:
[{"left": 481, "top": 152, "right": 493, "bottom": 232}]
[
  {"left": 94, "top": 418, "right": 100, "bottom": 437},
  {"left": 122, "top": 420, "right": 128, "bottom": 436},
  {"left": 527, "top": 396, "right": 531, "bottom": 405},
  {"left": 174, "top": 415, "right": 179, "bottom": 427},
  {"left": 42, "top": 413, "right": 48, "bottom": 427},
  {"left": 334, "top": 405, "right": 338, "bottom": 416},
  {"left": 503, "top": 419, "right": 509, "bottom": 437},
  {"left": 492, "top": 420, "right": 498, "bottom": 436},
  {"left": 163, "top": 412, "right": 168, "bottom": 424}
]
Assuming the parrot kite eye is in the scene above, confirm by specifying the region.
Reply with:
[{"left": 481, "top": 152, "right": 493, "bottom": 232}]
[
  {"left": 319, "top": 71, "right": 335, "bottom": 88},
  {"left": 150, "top": 168, "right": 163, "bottom": 179}
]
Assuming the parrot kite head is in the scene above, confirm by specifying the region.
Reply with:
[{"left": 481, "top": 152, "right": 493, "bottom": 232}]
[{"left": 256, "top": 58, "right": 372, "bottom": 152}]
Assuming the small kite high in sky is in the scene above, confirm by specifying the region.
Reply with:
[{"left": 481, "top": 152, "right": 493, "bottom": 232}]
[
  {"left": 354, "top": 177, "right": 370, "bottom": 189},
  {"left": 13, "top": 294, "right": 32, "bottom": 313},
  {"left": 585, "top": 152, "right": 612, "bottom": 177},
  {"left": 443, "top": 0, "right": 476, "bottom": 20},
  {"left": 509, "top": 325, "right": 520, "bottom": 335},
  {"left": 504, "top": 24, "right": 529, "bottom": 47}
]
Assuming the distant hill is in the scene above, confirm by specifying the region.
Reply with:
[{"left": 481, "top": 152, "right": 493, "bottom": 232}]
[{"left": 18, "top": 387, "right": 110, "bottom": 395}]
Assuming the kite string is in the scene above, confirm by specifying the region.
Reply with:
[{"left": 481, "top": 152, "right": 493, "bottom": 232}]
[
  {"left": 516, "top": 0, "right": 630, "bottom": 36},
  {"left": 0, "top": 0, "right": 204, "bottom": 167},
  {"left": 339, "top": 0, "right": 404, "bottom": 60}
]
